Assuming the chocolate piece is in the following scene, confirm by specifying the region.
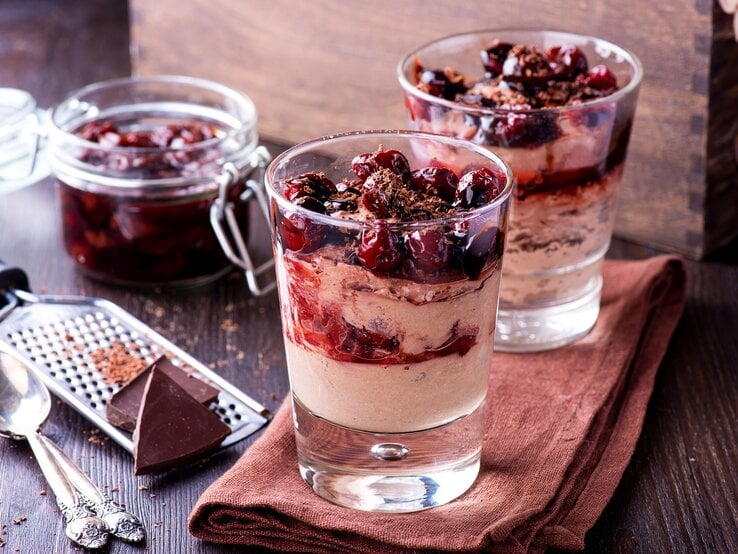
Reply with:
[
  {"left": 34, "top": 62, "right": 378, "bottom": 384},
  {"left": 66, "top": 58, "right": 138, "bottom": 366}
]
[
  {"left": 107, "top": 356, "right": 219, "bottom": 432},
  {"left": 132, "top": 366, "right": 231, "bottom": 475}
]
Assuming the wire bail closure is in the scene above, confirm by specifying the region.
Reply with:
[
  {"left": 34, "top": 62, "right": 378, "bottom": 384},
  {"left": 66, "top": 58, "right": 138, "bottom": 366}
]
[{"left": 210, "top": 146, "right": 275, "bottom": 296}]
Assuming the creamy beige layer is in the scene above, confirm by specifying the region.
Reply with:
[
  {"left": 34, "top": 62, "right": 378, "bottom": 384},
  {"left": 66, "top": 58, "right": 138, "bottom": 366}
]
[
  {"left": 285, "top": 339, "right": 491, "bottom": 433},
  {"left": 409, "top": 103, "right": 622, "bottom": 308},
  {"left": 500, "top": 166, "right": 620, "bottom": 306},
  {"left": 277, "top": 254, "right": 502, "bottom": 433}
]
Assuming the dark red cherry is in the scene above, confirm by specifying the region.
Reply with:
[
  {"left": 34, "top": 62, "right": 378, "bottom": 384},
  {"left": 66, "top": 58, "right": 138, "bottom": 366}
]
[
  {"left": 361, "top": 182, "right": 391, "bottom": 218},
  {"left": 480, "top": 41, "right": 514, "bottom": 77},
  {"left": 357, "top": 223, "right": 403, "bottom": 272},
  {"left": 282, "top": 172, "right": 336, "bottom": 202},
  {"left": 454, "top": 168, "right": 504, "bottom": 209},
  {"left": 547, "top": 44, "right": 588, "bottom": 79},
  {"left": 586, "top": 65, "right": 618, "bottom": 91},
  {"left": 462, "top": 226, "right": 502, "bottom": 279},
  {"left": 418, "top": 69, "right": 467, "bottom": 101},
  {"left": 352, "top": 149, "right": 411, "bottom": 181},
  {"left": 407, "top": 167, "right": 459, "bottom": 202},
  {"left": 329, "top": 319, "right": 400, "bottom": 361},
  {"left": 294, "top": 195, "right": 327, "bottom": 214},
  {"left": 405, "top": 229, "right": 451, "bottom": 273},
  {"left": 277, "top": 213, "right": 324, "bottom": 253}
]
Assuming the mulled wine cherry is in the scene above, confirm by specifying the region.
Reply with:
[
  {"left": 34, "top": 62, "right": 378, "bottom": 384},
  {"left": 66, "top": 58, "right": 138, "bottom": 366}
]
[
  {"left": 407, "top": 167, "right": 459, "bottom": 201},
  {"left": 454, "top": 168, "right": 504, "bottom": 209},
  {"left": 586, "top": 65, "right": 618, "bottom": 91},
  {"left": 352, "top": 149, "right": 411, "bottom": 181},
  {"left": 282, "top": 172, "right": 336, "bottom": 202},
  {"left": 278, "top": 213, "right": 324, "bottom": 253},
  {"left": 418, "top": 69, "right": 467, "bottom": 101},
  {"left": 480, "top": 41, "right": 514, "bottom": 77},
  {"left": 462, "top": 225, "right": 501, "bottom": 279},
  {"left": 547, "top": 45, "right": 588, "bottom": 79},
  {"left": 357, "top": 223, "right": 404, "bottom": 272},
  {"left": 405, "top": 229, "right": 451, "bottom": 273}
]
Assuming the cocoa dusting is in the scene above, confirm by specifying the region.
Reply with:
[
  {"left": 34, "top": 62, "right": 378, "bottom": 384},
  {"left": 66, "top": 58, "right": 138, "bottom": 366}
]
[{"left": 90, "top": 341, "right": 147, "bottom": 384}]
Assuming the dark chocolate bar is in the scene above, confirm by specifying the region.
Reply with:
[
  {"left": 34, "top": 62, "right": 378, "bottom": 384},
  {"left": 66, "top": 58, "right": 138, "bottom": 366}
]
[
  {"left": 132, "top": 366, "right": 231, "bottom": 475},
  {"left": 107, "top": 356, "right": 219, "bottom": 432}
]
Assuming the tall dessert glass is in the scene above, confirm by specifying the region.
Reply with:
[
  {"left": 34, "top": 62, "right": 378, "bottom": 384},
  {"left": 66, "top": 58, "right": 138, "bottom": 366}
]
[
  {"left": 398, "top": 30, "right": 643, "bottom": 352},
  {"left": 266, "top": 130, "right": 512, "bottom": 512}
]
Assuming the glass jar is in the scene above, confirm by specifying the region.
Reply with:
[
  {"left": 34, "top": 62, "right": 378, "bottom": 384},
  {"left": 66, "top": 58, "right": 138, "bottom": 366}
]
[
  {"left": 0, "top": 88, "right": 48, "bottom": 193},
  {"left": 45, "top": 75, "right": 273, "bottom": 289}
]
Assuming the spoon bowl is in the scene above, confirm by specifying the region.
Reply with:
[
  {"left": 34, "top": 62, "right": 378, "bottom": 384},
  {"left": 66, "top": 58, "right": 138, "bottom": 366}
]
[
  {"left": 0, "top": 350, "right": 51, "bottom": 438},
  {"left": 0, "top": 349, "right": 110, "bottom": 549}
]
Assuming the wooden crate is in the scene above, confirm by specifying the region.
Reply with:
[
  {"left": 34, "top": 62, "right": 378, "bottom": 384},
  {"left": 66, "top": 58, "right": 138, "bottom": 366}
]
[{"left": 129, "top": 0, "right": 738, "bottom": 259}]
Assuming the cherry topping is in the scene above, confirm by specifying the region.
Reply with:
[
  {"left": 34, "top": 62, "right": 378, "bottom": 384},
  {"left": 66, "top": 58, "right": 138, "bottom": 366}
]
[
  {"left": 361, "top": 179, "right": 392, "bottom": 218},
  {"left": 407, "top": 167, "right": 459, "bottom": 202},
  {"left": 547, "top": 45, "right": 588, "bottom": 79},
  {"left": 277, "top": 213, "right": 324, "bottom": 253},
  {"left": 357, "top": 223, "right": 404, "bottom": 272},
  {"left": 585, "top": 65, "right": 618, "bottom": 91},
  {"left": 294, "top": 195, "right": 327, "bottom": 214},
  {"left": 282, "top": 172, "right": 336, "bottom": 202},
  {"left": 352, "top": 149, "right": 411, "bottom": 181},
  {"left": 480, "top": 41, "right": 514, "bottom": 77},
  {"left": 329, "top": 319, "right": 400, "bottom": 361},
  {"left": 405, "top": 229, "right": 451, "bottom": 273},
  {"left": 463, "top": 226, "right": 503, "bottom": 279},
  {"left": 453, "top": 168, "right": 505, "bottom": 209},
  {"left": 417, "top": 69, "right": 467, "bottom": 101}
]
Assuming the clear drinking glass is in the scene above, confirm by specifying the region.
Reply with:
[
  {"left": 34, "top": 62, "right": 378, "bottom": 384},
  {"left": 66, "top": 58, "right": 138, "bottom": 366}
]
[
  {"left": 398, "top": 29, "right": 643, "bottom": 352},
  {"left": 265, "top": 130, "right": 512, "bottom": 512}
]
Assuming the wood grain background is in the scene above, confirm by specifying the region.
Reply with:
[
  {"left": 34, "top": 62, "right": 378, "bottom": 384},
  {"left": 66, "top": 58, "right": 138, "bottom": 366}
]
[
  {"left": 129, "top": 0, "right": 738, "bottom": 260},
  {"left": 0, "top": 2, "right": 736, "bottom": 552}
]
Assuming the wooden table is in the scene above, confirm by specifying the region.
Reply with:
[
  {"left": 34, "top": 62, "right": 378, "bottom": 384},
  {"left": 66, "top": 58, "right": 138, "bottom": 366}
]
[{"left": 1, "top": 1, "right": 736, "bottom": 552}]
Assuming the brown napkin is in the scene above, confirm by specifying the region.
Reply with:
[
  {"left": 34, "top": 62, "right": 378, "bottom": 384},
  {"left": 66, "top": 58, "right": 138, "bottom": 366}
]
[{"left": 189, "top": 256, "right": 686, "bottom": 553}]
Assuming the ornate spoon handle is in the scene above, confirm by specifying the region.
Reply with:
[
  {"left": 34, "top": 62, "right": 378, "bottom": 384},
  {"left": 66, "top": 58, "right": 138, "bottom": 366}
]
[
  {"left": 39, "top": 433, "right": 146, "bottom": 543},
  {"left": 25, "top": 432, "right": 109, "bottom": 549}
]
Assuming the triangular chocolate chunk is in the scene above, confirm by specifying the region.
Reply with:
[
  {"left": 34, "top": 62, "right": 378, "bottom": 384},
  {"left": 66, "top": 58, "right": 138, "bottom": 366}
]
[
  {"left": 132, "top": 366, "right": 231, "bottom": 475},
  {"left": 107, "top": 356, "right": 219, "bottom": 432}
]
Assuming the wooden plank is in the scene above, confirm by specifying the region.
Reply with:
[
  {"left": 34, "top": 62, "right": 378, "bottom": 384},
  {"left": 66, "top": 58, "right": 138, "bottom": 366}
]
[{"left": 130, "top": 0, "right": 736, "bottom": 259}]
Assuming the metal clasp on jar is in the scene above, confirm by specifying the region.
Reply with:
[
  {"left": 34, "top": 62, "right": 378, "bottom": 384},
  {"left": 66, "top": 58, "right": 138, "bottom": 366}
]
[{"left": 210, "top": 146, "right": 276, "bottom": 296}]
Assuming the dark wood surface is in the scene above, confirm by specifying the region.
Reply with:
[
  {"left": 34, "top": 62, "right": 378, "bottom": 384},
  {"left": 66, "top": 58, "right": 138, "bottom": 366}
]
[
  {"left": 129, "top": 0, "right": 738, "bottom": 259},
  {"left": 1, "top": 2, "right": 737, "bottom": 553}
]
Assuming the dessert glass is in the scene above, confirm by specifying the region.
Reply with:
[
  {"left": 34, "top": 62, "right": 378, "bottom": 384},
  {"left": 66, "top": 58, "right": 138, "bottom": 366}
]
[
  {"left": 398, "top": 29, "right": 643, "bottom": 352},
  {"left": 266, "top": 130, "right": 512, "bottom": 512}
]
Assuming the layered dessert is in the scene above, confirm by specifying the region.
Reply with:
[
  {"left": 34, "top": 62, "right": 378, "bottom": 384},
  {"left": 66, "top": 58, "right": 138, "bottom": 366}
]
[
  {"left": 406, "top": 40, "right": 635, "bottom": 307},
  {"left": 59, "top": 119, "right": 247, "bottom": 285},
  {"left": 272, "top": 146, "right": 508, "bottom": 433}
]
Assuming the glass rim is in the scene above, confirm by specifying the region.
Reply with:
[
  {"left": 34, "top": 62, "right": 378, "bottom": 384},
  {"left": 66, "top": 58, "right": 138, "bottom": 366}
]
[
  {"left": 48, "top": 74, "right": 258, "bottom": 154},
  {"left": 397, "top": 27, "right": 644, "bottom": 116},
  {"left": 265, "top": 129, "right": 514, "bottom": 231}
]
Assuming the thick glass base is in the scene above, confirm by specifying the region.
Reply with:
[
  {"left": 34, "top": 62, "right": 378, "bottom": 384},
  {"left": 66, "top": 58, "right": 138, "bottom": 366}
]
[
  {"left": 495, "top": 275, "right": 602, "bottom": 353},
  {"left": 293, "top": 397, "right": 483, "bottom": 513}
]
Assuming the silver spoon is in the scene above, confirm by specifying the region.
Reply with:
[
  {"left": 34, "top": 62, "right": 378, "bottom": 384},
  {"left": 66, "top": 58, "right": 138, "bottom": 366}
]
[
  {"left": 0, "top": 349, "right": 109, "bottom": 549},
  {"left": 44, "top": 435, "right": 146, "bottom": 542}
]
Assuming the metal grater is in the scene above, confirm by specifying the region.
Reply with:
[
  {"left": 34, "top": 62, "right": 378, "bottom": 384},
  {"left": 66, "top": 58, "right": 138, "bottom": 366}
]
[{"left": 0, "top": 282, "right": 269, "bottom": 454}]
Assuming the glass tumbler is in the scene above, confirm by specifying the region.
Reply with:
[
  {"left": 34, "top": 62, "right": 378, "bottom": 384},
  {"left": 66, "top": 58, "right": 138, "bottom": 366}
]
[
  {"left": 266, "top": 130, "right": 512, "bottom": 512},
  {"left": 398, "top": 29, "right": 643, "bottom": 352}
]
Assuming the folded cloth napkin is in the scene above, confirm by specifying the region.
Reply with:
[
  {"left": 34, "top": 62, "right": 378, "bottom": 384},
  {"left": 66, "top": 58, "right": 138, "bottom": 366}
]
[{"left": 189, "top": 256, "right": 687, "bottom": 553}]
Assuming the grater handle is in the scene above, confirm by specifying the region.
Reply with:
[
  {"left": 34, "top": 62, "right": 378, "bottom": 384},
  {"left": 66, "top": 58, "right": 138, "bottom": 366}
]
[{"left": 0, "top": 261, "right": 30, "bottom": 292}]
